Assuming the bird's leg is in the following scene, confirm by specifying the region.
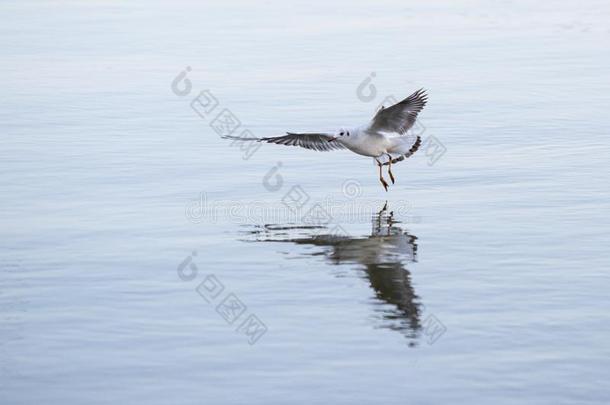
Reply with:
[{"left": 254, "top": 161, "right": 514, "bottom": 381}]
[
  {"left": 377, "top": 201, "right": 388, "bottom": 216},
  {"left": 374, "top": 201, "right": 387, "bottom": 232},
  {"left": 386, "top": 153, "right": 395, "bottom": 184},
  {"left": 387, "top": 210, "right": 395, "bottom": 235},
  {"left": 377, "top": 160, "right": 389, "bottom": 192}
]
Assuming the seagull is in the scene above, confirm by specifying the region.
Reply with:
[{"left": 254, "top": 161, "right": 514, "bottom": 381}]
[
  {"left": 223, "top": 88, "right": 428, "bottom": 191},
  {"left": 248, "top": 203, "right": 422, "bottom": 340}
]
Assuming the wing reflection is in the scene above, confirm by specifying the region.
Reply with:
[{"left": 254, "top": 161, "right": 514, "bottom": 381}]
[{"left": 247, "top": 203, "right": 423, "bottom": 345}]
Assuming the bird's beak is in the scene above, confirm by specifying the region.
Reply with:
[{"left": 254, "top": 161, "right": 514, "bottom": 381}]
[{"left": 328, "top": 136, "right": 337, "bottom": 142}]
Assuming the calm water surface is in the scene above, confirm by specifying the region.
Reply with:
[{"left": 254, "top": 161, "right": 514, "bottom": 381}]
[{"left": 1, "top": 0, "right": 610, "bottom": 403}]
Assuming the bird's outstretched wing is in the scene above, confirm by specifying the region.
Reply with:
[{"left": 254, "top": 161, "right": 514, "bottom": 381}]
[
  {"left": 223, "top": 132, "right": 345, "bottom": 152},
  {"left": 369, "top": 89, "right": 428, "bottom": 135}
]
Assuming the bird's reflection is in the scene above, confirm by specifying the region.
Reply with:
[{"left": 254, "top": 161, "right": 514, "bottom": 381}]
[{"left": 247, "top": 203, "right": 423, "bottom": 345}]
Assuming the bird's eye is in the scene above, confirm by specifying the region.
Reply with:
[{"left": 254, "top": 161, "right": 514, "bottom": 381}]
[
  {"left": 347, "top": 131, "right": 350, "bottom": 136},
  {"left": 340, "top": 132, "right": 344, "bottom": 136}
]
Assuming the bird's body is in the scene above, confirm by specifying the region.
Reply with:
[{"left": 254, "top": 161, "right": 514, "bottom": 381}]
[
  {"left": 339, "top": 127, "right": 419, "bottom": 159},
  {"left": 339, "top": 127, "right": 387, "bottom": 157},
  {"left": 224, "top": 88, "right": 428, "bottom": 191}
]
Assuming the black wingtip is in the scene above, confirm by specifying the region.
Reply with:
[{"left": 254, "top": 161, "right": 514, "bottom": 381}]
[{"left": 412, "top": 88, "right": 428, "bottom": 104}]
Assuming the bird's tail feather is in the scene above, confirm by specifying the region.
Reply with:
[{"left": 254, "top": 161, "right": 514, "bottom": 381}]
[{"left": 382, "top": 136, "right": 421, "bottom": 166}]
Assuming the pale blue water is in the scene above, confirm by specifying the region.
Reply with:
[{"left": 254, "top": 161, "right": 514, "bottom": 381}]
[{"left": 1, "top": 0, "right": 610, "bottom": 404}]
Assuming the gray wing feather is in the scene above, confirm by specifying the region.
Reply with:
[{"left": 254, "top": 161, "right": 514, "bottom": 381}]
[
  {"left": 369, "top": 89, "right": 428, "bottom": 135},
  {"left": 223, "top": 132, "right": 345, "bottom": 152}
]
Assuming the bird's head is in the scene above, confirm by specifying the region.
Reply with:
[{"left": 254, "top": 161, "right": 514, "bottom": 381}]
[{"left": 328, "top": 127, "right": 351, "bottom": 142}]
